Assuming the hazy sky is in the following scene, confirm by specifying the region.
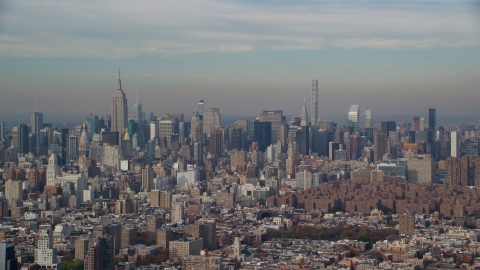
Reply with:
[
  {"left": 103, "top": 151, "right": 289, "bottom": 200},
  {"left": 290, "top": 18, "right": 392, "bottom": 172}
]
[{"left": 0, "top": 0, "right": 479, "bottom": 119}]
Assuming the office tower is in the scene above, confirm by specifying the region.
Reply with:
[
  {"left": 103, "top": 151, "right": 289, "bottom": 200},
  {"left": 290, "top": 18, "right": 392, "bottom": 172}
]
[
  {"left": 311, "top": 129, "right": 329, "bottom": 157},
  {"left": 169, "top": 238, "right": 203, "bottom": 260},
  {"left": 398, "top": 212, "right": 414, "bottom": 236},
  {"left": 381, "top": 121, "right": 396, "bottom": 136},
  {"left": 101, "top": 131, "right": 119, "bottom": 146},
  {"left": 198, "top": 100, "right": 204, "bottom": 117},
  {"left": 419, "top": 118, "right": 425, "bottom": 131},
  {"left": 428, "top": 108, "right": 436, "bottom": 158},
  {"left": 203, "top": 108, "right": 221, "bottom": 138},
  {"left": 229, "top": 128, "right": 243, "bottom": 150},
  {"left": 311, "top": 79, "right": 318, "bottom": 127},
  {"left": 451, "top": 131, "right": 460, "bottom": 158},
  {"left": 60, "top": 128, "right": 68, "bottom": 165},
  {"left": 111, "top": 69, "right": 128, "bottom": 134},
  {"left": 365, "top": 109, "right": 372, "bottom": 128},
  {"left": 412, "top": 117, "right": 420, "bottom": 131},
  {"left": 68, "top": 135, "right": 78, "bottom": 161},
  {"left": 156, "top": 229, "right": 173, "bottom": 248},
  {"left": 0, "top": 241, "right": 17, "bottom": 270},
  {"left": 46, "top": 154, "right": 60, "bottom": 186},
  {"left": 209, "top": 129, "right": 223, "bottom": 159},
  {"left": 253, "top": 121, "right": 272, "bottom": 152},
  {"left": 299, "top": 126, "right": 309, "bottom": 156},
  {"left": 348, "top": 105, "right": 360, "bottom": 132},
  {"left": 350, "top": 132, "right": 359, "bottom": 160},
  {"left": 79, "top": 124, "right": 89, "bottom": 162},
  {"left": 18, "top": 124, "right": 29, "bottom": 155},
  {"left": 86, "top": 113, "right": 99, "bottom": 141},
  {"left": 374, "top": 132, "right": 390, "bottom": 163},
  {"left": 30, "top": 111, "right": 43, "bottom": 144},
  {"left": 0, "top": 122, "right": 4, "bottom": 140},
  {"left": 35, "top": 228, "right": 59, "bottom": 269},
  {"left": 259, "top": 110, "right": 285, "bottom": 145},
  {"left": 193, "top": 142, "right": 203, "bottom": 165},
  {"left": 146, "top": 216, "right": 162, "bottom": 244},
  {"left": 187, "top": 222, "right": 216, "bottom": 250},
  {"left": 190, "top": 111, "right": 203, "bottom": 143},
  {"left": 131, "top": 100, "right": 144, "bottom": 148},
  {"left": 75, "top": 238, "right": 89, "bottom": 260},
  {"left": 158, "top": 119, "right": 176, "bottom": 144},
  {"left": 364, "top": 127, "right": 374, "bottom": 143},
  {"left": 149, "top": 121, "right": 158, "bottom": 141}
]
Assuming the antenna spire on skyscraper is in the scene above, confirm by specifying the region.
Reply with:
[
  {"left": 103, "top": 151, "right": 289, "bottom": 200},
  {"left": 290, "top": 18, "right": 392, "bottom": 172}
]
[{"left": 117, "top": 66, "right": 122, "bottom": 91}]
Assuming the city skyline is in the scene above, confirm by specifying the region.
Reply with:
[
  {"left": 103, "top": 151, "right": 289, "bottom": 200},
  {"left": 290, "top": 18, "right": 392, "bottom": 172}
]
[{"left": 0, "top": 0, "right": 479, "bottom": 117}]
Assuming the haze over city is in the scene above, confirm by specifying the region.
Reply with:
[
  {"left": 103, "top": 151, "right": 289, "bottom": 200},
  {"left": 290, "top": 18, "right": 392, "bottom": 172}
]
[{"left": 1, "top": 0, "right": 480, "bottom": 118}]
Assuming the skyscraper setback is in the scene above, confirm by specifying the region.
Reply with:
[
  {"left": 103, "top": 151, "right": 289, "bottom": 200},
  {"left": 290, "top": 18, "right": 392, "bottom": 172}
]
[{"left": 111, "top": 69, "right": 128, "bottom": 134}]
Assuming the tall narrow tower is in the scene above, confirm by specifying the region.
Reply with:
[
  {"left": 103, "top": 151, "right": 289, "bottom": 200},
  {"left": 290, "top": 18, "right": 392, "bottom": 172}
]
[
  {"left": 311, "top": 80, "right": 318, "bottom": 127},
  {"left": 111, "top": 68, "right": 128, "bottom": 134}
]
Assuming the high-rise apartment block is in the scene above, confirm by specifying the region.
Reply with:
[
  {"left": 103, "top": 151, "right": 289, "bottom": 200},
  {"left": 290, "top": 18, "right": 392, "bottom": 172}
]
[
  {"left": 451, "top": 131, "right": 461, "bottom": 158},
  {"left": 187, "top": 222, "right": 216, "bottom": 250},
  {"left": 374, "top": 132, "right": 390, "bottom": 163},
  {"left": 169, "top": 238, "right": 203, "bottom": 260},
  {"left": 407, "top": 154, "right": 435, "bottom": 184},
  {"left": 399, "top": 212, "right": 414, "bottom": 235}
]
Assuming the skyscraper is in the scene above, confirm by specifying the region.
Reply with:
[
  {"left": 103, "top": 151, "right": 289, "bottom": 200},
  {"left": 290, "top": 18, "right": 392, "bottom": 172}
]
[
  {"left": 0, "top": 241, "right": 17, "bottom": 270},
  {"left": 348, "top": 105, "right": 360, "bottom": 132},
  {"left": 198, "top": 100, "right": 204, "bottom": 117},
  {"left": 130, "top": 92, "right": 144, "bottom": 148},
  {"left": 451, "top": 131, "right": 460, "bottom": 158},
  {"left": 210, "top": 129, "right": 224, "bottom": 159},
  {"left": 62, "top": 128, "right": 68, "bottom": 165},
  {"left": 365, "top": 109, "right": 372, "bottom": 128},
  {"left": 203, "top": 108, "right": 221, "bottom": 138},
  {"left": 111, "top": 69, "right": 128, "bottom": 134},
  {"left": 0, "top": 122, "right": 5, "bottom": 141},
  {"left": 18, "top": 124, "right": 29, "bottom": 155},
  {"left": 259, "top": 110, "right": 285, "bottom": 145},
  {"left": 86, "top": 113, "right": 99, "bottom": 141},
  {"left": 311, "top": 79, "right": 318, "bottom": 127},
  {"left": 428, "top": 108, "right": 436, "bottom": 158},
  {"left": 30, "top": 111, "right": 43, "bottom": 145}
]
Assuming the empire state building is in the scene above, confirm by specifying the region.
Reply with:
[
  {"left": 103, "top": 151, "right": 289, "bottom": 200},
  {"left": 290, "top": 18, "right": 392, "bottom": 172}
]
[{"left": 111, "top": 69, "right": 128, "bottom": 134}]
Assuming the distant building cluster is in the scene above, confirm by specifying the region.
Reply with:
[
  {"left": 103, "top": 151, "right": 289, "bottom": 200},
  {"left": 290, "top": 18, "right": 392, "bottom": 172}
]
[{"left": 0, "top": 74, "right": 479, "bottom": 269}]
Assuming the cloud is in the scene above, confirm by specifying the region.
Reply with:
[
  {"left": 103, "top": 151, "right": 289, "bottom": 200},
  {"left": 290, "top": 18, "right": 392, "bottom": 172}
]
[
  {"left": 0, "top": 0, "right": 478, "bottom": 58},
  {"left": 434, "top": 70, "right": 457, "bottom": 75},
  {"left": 335, "top": 39, "right": 477, "bottom": 50},
  {"left": 384, "top": 64, "right": 392, "bottom": 68}
]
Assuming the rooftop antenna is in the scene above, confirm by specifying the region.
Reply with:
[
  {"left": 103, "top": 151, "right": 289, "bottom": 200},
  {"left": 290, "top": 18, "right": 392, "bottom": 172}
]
[
  {"left": 136, "top": 87, "right": 138, "bottom": 104},
  {"left": 35, "top": 98, "right": 37, "bottom": 112}
]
